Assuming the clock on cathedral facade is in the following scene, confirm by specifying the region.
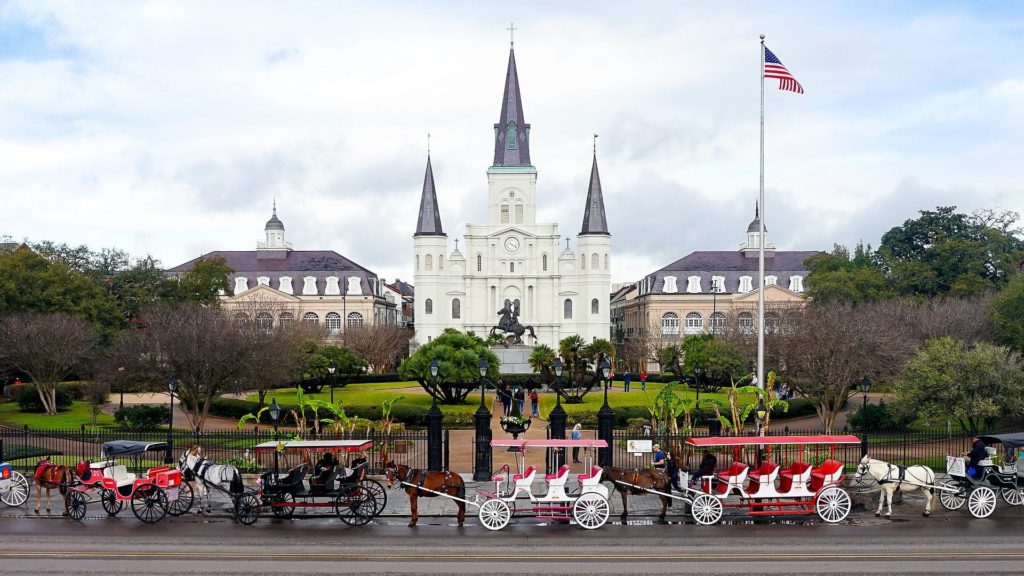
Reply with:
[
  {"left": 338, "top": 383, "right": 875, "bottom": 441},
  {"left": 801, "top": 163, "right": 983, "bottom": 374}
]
[{"left": 412, "top": 44, "right": 611, "bottom": 349}]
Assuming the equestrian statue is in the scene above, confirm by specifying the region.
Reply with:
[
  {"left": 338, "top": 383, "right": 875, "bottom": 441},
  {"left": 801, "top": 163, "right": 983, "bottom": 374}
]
[{"left": 490, "top": 299, "right": 537, "bottom": 346}]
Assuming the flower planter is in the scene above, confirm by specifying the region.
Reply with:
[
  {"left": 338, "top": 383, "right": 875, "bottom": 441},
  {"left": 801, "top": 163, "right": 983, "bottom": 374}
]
[{"left": 500, "top": 418, "right": 532, "bottom": 439}]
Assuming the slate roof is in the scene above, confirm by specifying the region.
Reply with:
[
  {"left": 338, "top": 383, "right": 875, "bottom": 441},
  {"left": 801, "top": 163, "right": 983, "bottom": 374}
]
[
  {"left": 580, "top": 154, "right": 609, "bottom": 235},
  {"left": 492, "top": 47, "right": 531, "bottom": 167},
  {"left": 414, "top": 155, "right": 444, "bottom": 236},
  {"left": 649, "top": 250, "right": 819, "bottom": 294}
]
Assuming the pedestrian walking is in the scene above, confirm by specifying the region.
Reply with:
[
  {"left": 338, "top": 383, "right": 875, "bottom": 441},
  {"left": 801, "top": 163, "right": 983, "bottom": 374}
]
[
  {"left": 652, "top": 443, "right": 666, "bottom": 471},
  {"left": 623, "top": 370, "right": 632, "bottom": 392},
  {"left": 640, "top": 371, "right": 647, "bottom": 392},
  {"left": 571, "top": 423, "right": 583, "bottom": 463},
  {"left": 530, "top": 389, "right": 539, "bottom": 418},
  {"left": 665, "top": 451, "right": 684, "bottom": 493},
  {"left": 514, "top": 387, "right": 525, "bottom": 414}
]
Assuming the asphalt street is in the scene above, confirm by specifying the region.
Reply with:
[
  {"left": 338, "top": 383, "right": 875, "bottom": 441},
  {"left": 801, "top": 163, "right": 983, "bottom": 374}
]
[{"left": 2, "top": 510, "right": 1023, "bottom": 575}]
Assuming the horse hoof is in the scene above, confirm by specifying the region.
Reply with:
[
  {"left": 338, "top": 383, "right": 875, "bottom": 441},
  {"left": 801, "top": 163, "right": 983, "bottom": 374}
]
[
  {"left": 874, "top": 512, "right": 880, "bottom": 517},
  {"left": 923, "top": 512, "right": 930, "bottom": 517},
  {"left": 33, "top": 509, "right": 39, "bottom": 514},
  {"left": 407, "top": 522, "right": 416, "bottom": 528}
]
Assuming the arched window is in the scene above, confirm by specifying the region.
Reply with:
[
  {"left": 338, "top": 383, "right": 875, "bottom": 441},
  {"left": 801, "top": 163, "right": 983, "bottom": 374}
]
[
  {"left": 234, "top": 313, "right": 249, "bottom": 328},
  {"left": 580, "top": 253, "right": 586, "bottom": 270},
  {"left": 425, "top": 299, "right": 433, "bottom": 315},
  {"left": 765, "top": 312, "right": 780, "bottom": 334},
  {"left": 452, "top": 298, "right": 461, "bottom": 319},
  {"left": 256, "top": 312, "right": 273, "bottom": 333},
  {"left": 347, "top": 312, "right": 364, "bottom": 327},
  {"left": 425, "top": 254, "right": 433, "bottom": 271},
  {"left": 303, "top": 312, "right": 319, "bottom": 325},
  {"left": 592, "top": 254, "right": 599, "bottom": 270},
  {"left": 501, "top": 204, "right": 510, "bottom": 224},
  {"left": 476, "top": 253, "right": 482, "bottom": 272},
  {"left": 709, "top": 312, "right": 726, "bottom": 334},
  {"left": 415, "top": 255, "right": 419, "bottom": 271},
  {"left": 684, "top": 312, "right": 703, "bottom": 335},
  {"left": 439, "top": 254, "right": 445, "bottom": 270},
  {"left": 591, "top": 298, "right": 599, "bottom": 315},
  {"left": 661, "top": 312, "right": 679, "bottom": 335},
  {"left": 515, "top": 204, "right": 524, "bottom": 224},
  {"left": 509, "top": 261, "right": 515, "bottom": 273},
  {"left": 563, "top": 299, "right": 573, "bottom": 319},
  {"left": 738, "top": 312, "right": 754, "bottom": 334},
  {"left": 325, "top": 312, "right": 342, "bottom": 335},
  {"left": 542, "top": 253, "right": 548, "bottom": 271},
  {"left": 278, "top": 312, "right": 294, "bottom": 326}
]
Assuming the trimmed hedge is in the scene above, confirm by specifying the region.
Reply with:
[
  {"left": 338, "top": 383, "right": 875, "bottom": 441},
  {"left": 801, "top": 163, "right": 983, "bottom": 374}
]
[{"left": 14, "top": 386, "right": 73, "bottom": 412}]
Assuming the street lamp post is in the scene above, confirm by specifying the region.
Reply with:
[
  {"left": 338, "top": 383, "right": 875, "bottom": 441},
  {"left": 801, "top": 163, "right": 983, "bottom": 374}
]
[
  {"left": 426, "top": 357, "right": 444, "bottom": 470},
  {"left": 165, "top": 376, "right": 177, "bottom": 464},
  {"left": 692, "top": 360, "right": 704, "bottom": 408},
  {"left": 327, "top": 360, "right": 337, "bottom": 404},
  {"left": 754, "top": 395, "right": 768, "bottom": 464},
  {"left": 269, "top": 398, "right": 282, "bottom": 477},
  {"left": 596, "top": 356, "right": 614, "bottom": 467},
  {"left": 711, "top": 278, "right": 720, "bottom": 334},
  {"left": 117, "top": 366, "right": 125, "bottom": 411},
  {"left": 473, "top": 357, "right": 492, "bottom": 481},
  {"left": 548, "top": 358, "right": 568, "bottom": 471},
  {"left": 860, "top": 375, "right": 872, "bottom": 457}
]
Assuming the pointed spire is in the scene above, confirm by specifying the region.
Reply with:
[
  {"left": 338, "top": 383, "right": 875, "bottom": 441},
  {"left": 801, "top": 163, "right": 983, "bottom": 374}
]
[
  {"left": 265, "top": 199, "right": 284, "bottom": 231},
  {"left": 747, "top": 200, "right": 766, "bottom": 233},
  {"left": 580, "top": 150, "right": 609, "bottom": 235},
  {"left": 414, "top": 155, "right": 445, "bottom": 237},
  {"left": 492, "top": 46, "right": 531, "bottom": 167}
]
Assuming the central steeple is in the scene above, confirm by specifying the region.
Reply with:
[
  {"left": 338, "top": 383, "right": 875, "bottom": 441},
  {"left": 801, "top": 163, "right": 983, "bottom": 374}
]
[{"left": 492, "top": 46, "right": 531, "bottom": 167}]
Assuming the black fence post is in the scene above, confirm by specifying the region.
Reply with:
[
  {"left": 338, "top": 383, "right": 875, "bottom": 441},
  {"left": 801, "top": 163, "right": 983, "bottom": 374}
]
[
  {"left": 0, "top": 438, "right": 4, "bottom": 463},
  {"left": 548, "top": 398, "right": 567, "bottom": 472},
  {"left": 473, "top": 395, "right": 492, "bottom": 481},
  {"left": 426, "top": 402, "right": 443, "bottom": 471},
  {"left": 444, "top": 429, "right": 450, "bottom": 471},
  {"left": 597, "top": 402, "right": 614, "bottom": 468}
]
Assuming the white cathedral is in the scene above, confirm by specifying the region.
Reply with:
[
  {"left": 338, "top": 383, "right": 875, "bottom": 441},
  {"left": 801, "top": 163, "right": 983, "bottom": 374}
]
[{"left": 413, "top": 45, "right": 611, "bottom": 349}]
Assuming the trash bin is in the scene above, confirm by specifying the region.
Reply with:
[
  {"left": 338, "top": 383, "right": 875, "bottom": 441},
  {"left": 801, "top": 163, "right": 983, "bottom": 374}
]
[{"left": 707, "top": 419, "right": 722, "bottom": 436}]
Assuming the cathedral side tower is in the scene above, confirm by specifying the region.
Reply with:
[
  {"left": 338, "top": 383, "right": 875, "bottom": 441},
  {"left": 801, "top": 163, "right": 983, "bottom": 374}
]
[
  {"left": 412, "top": 154, "right": 449, "bottom": 343},
  {"left": 574, "top": 151, "right": 612, "bottom": 343}
]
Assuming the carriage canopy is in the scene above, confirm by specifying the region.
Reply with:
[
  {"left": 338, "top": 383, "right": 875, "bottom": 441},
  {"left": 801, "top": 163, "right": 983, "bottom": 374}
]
[
  {"left": 684, "top": 435, "right": 861, "bottom": 447},
  {"left": 491, "top": 439, "right": 609, "bottom": 449},
  {"left": 252, "top": 439, "right": 374, "bottom": 454},
  {"left": 979, "top": 433, "right": 1024, "bottom": 452},
  {"left": 101, "top": 441, "right": 168, "bottom": 457}
]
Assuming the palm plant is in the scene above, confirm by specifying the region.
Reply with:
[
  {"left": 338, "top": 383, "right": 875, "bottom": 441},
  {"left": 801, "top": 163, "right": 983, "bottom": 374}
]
[{"left": 529, "top": 344, "right": 556, "bottom": 385}]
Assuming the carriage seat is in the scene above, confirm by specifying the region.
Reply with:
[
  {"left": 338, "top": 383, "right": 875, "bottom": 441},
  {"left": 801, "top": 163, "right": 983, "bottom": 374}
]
[
  {"left": 778, "top": 461, "right": 812, "bottom": 494},
  {"left": 745, "top": 462, "right": 780, "bottom": 495},
  {"left": 578, "top": 466, "right": 602, "bottom": 483},
  {"left": 512, "top": 465, "right": 537, "bottom": 484},
  {"left": 105, "top": 465, "right": 137, "bottom": 487},
  {"left": 978, "top": 446, "right": 997, "bottom": 468},
  {"left": 810, "top": 459, "right": 844, "bottom": 492},
  {"left": 546, "top": 465, "right": 570, "bottom": 482},
  {"left": 714, "top": 462, "right": 749, "bottom": 496},
  {"left": 89, "top": 460, "right": 112, "bottom": 470},
  {"left": 338, "top": 462, "right": 367, "bottom": 485}
]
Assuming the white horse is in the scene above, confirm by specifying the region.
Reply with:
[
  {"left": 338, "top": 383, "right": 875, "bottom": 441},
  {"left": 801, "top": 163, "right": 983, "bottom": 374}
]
[
  {"left": 854, "top": 455, "right": 935, "bottom": 517},
  {"left": 179, "top": 445, "right": 244, "bottom": 514}
]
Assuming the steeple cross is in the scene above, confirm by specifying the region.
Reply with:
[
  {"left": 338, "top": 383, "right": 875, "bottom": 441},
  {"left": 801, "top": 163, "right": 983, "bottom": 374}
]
[
  {"left": 507, "top": 22, "right": 518, "bottom": 46},
  {"left": 593, "top": 133, "right": 599, "bottom": 154}
]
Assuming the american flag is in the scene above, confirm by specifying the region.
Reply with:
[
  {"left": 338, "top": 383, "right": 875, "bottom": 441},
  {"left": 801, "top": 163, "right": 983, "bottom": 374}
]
[{"left": 763, "top": 46, "right": 804, "bottom": 94}]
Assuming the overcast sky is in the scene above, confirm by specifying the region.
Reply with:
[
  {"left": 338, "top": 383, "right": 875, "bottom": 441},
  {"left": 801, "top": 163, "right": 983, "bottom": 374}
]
[{"left": 2, "top": 1, "right": 1022, "bottom": 285}]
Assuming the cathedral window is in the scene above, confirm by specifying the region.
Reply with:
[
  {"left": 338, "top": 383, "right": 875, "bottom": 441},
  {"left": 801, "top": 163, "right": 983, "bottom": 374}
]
[
  {"left": 591, "top": 298, "right": 599, "bottom": 315},
  {"left": 347, "top": 312, "right": 364, "bottom": 327},
  {"left": 326, "top": 312, "right": 342, "bottom": 335},
  {"left": 476, "top": 253, "right": 482, "bottom": 272},
  {"left": 684, "top": 312, "right": 703, "bottom": 335},
  {"left": 425, "top": 254, "right": 433, "bottom": 271},
  {"left": 563, "top": 299, "right": 573, "bottom": 319},
  {"left": 509, "top": 262, "right": 515, "bottom": 273},
  {"left": 592, "top": 254, "right": 599, "bottom": 270},
  {"left": 661, "top": 312, "right": 679, "bottom": 336},
  {"left": 506, "top": 122, "right": 518, "bottom": 150},
  {"left": 303, "top": 312, "right": 319, "bottom": 325},
  {"left": 542, "top": 253, "right": 548, "bottom": 271},
  {"left": 738, "top": 276, "right": 753, "bottom": 293},
  {"left": 515, "top": 204, "right": 524, "bottom": 224},
  {"left": 738, "top": 312, "right": 754, "bottom": 334},
  {"left": 425, "top": 299, "right": 433, "bottom": 315},
  {"left": 452, "top": 298, "right": 461, "bottom": 319},
  {"left": 501, "top": 204, "right": 510, "bottom": 224}
]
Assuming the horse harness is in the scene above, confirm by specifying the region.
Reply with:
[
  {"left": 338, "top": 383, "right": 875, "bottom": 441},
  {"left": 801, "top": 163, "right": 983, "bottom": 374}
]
[{"left": 402, "top": 467, "right": 459, "bottom": 495}]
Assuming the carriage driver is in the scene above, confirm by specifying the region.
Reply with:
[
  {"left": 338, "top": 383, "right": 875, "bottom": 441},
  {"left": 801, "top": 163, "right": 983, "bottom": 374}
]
[
  {"left": 313, "top": 452, "right": 337, "bottom": 485},
  {"left": 963, "top": 436, "right": 988, "bottom": 479}
]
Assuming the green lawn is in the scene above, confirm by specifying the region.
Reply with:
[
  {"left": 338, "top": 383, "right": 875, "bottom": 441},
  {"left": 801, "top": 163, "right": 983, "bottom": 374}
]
[
  {"left": 537, "top": 385, "right": 757, "bottom": 419},
  {"left": 0, "top": 401, "right": 115, "bottom": 429},
  {"left": 250, "top": 382, "right": 492, "bottom": 417}
]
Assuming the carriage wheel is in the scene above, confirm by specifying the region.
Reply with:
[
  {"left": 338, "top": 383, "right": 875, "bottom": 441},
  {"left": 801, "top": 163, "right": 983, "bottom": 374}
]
[
  {"left": 999, "top": 488, "right": 1024, "bottom": 506},
  {"left": 335, "top": 491, "right": 374, "bottom": 526},
  {"left": 967, "top": 486, "right": 996, "bottom": 518},
  {"left": 573, "top": 492, "right": 610, "bottom": 530},
  {"left": 690, "top": 494, "right": 723, "bottom": 525},
  {"left": 131, "top": 486, "right": 168, "bottom": 524},
  {"left": 815, "top": 486, "right": 851, "bottom": 523},
  {"left": 100, "top": 489, "right": 123, "bottom": 516},
  {"left": 234, "top": 493, "right": 261, "bottom": 525},
  {"left": 478, "top": 499, "right": 511, "bottom": 531},
  {"left": 938, "top": 482, "right": 966, "bottom": 510},
  {"left": 65, "top": 490, "right": 88, "bottom": 521},
  {"left": 1, "top": 471, "right": 29, "bottom": 507},
  {"left": 360, "top": 479, "right": 388, "bottom": 516},
  {"left": 166, "top": 481, "right": 194, "bottom": 517},
  {"left": 270, "top": 492, "right": 296, "bottom": 519}
]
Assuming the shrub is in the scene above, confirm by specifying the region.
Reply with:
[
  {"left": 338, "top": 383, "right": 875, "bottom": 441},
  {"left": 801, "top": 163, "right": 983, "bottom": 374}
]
[
  {"left": 114, "top": 405, "right": 171, "bottom": 430},
  {"left": 15, "top": 386, "right": 73, "bottom": 412},
  {"left": 848, "top": 400, "right": 909, "bottom": 431}
]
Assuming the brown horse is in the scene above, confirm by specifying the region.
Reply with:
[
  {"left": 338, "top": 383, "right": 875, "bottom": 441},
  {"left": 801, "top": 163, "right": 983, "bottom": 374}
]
[
  {"left": 602, "top": 466, "right": 672, "bottom": 523},
  {"left": 384, "top": 462, "right": 466, "bottom": 527},
  {"left": 32, "top": 457, "right": 72, "bottom": 515}
]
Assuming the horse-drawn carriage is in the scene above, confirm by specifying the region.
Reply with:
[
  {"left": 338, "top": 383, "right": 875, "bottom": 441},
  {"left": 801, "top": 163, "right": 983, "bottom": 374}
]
[
  {"left": 63, "top": 441, "right": 186, "bottom": 523},
  {"left": 939, "top": 433, "right": 1024, "bottom": 519},
  {"left": 0, "top": 460, "right": 29, "bottom": 508},
  {"left": 230, "top": 439, "right": 385, "bottom": 526}
]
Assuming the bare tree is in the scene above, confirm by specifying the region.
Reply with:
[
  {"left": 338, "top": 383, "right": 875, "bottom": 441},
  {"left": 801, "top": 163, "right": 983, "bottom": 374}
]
[
  {"left": 344, "top": 324, "right": 412, "bottom": 373},
  {"left": 0, "top": 313, "right": 98, "bottom": 415}
]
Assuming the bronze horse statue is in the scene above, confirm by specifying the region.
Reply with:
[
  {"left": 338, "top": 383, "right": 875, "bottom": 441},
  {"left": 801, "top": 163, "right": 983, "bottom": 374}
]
[
  {"left": 490, "top": 299, "right": 537, "bottom": 345},
  {"left": 32, "top": 457, "right": 72, "bottom": 515},
  {"left": 385, "top": 462, "right": 466, "bottom": 527},
  {"left": 603, "top": 466, "right": 673, "bottom": 523}
]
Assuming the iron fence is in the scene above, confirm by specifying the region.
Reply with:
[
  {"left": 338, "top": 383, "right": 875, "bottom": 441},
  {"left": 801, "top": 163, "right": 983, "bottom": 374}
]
[{"left": 0, "top": 425, "right": 429, "bottom": 475}]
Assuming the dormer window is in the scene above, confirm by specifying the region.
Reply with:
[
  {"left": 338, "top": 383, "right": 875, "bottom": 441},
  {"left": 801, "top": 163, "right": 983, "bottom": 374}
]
[
  {"left": 711, "top": 276, "right": 726, "bottom": 293},
  {"left": 278, "top": 276, "right": 293, "bottom": 294},
  {"left": 347, "top": 277, "right": 362, "bottom": 295},
  {"left": 234, "top": 277, "right": 248, "bottom": 294},
  {"left": 257, "top": 276, "right": 270, "bottom": 287},
  {"left": 789, "top": 275, "right": 804, "bottom": 292},
  {"left": 302, "top": 276, "right": 318, "bottom": 295},
  {"left": 765, "top": 275, "right": 778, "bottom": 286},
  {"left": 325, "top": 276, "right": 341, "bottom": 295},
  {"left": 686, "top": 276, "right": 702, "bottom": 293},
  {"left": 738, "top": 276, "right": 753, "bottom": 293},
  {"left": 662, "top": 276, "right": 678, "bottom": 294}
]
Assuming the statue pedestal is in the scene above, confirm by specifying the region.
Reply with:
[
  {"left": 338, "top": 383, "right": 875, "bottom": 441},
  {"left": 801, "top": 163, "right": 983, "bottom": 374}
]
[{"left": 491, "top": 345, "right": 533, "bottom": 374}]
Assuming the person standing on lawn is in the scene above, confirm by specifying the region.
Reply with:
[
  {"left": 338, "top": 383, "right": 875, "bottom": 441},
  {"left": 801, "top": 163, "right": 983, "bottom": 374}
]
[{"left": 530, "top": 388, "right": 539, "bottom": 418}]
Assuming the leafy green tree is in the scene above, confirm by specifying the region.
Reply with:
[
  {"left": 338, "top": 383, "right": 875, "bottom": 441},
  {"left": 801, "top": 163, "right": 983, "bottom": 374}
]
[
  {"left": 552, "top": 334, "right": 603, "bottom": 403},
  {"left": 889, "top": 337, "right": 1024, "bottom": 432},
  {"left": 163, "top": 256, "right": 233, "bottom": 306},
  {"left": 111, "top": 255, "right": 173, "bottom": 321},
  {"left": 804, "top": 243, "right": 894, "bottom": 303},
  {"left": 398, "top": 329, "right": 499, "bottom": 404},
  {"left": 991, "top": 273, "right": 1024, "bottom": 352}
]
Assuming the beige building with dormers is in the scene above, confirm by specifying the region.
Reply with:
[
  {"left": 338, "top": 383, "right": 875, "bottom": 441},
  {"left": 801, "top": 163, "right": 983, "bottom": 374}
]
[
  {"left": 611, "top": 206, "right": 819, "bottom": 371},
  {"left": 167, "top": 204, "right": 398, "bottom": 337}
]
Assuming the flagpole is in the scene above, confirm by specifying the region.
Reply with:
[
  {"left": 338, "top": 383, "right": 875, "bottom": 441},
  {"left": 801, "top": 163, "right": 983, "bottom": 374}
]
[{"left": 757, "top": 34, "right": 766, "bottom": 393}]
